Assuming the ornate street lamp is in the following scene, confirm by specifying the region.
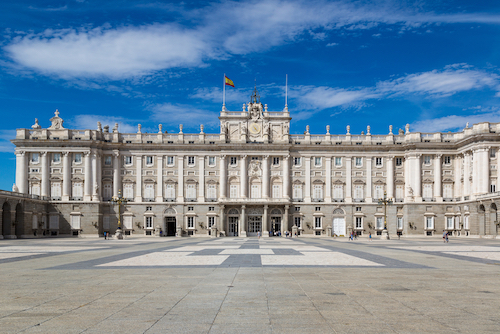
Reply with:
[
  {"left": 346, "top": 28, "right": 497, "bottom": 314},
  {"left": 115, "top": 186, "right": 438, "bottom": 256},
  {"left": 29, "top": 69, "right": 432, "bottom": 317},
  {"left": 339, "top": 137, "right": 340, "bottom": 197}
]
[
  {"left": 111, "top": 190, "right": 128, "bottom": 240},
  {"left": 378, "top": 191, "right": 393, "bottom": 240}
]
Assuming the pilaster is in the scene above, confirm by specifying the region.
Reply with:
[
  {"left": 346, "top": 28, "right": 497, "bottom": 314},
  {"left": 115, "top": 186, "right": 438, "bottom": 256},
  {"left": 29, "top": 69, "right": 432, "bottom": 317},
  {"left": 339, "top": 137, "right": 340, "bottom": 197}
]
[
  {"left": 366, "top": 156, "right": 372, "bottom": 203},
  {"left": 135, "top": 155, "right": 142, "bottom": 202},
  {"left": 434, "top": 154, "right": 442, "bottom": 202},
  {"left": 304, "top": 156, "right": 311, "bottom": 203},
  {"left": 113, "top": 150, "right": 121, "bottom": 197},
  {"left": 177, "top": 155, "right": 184, "bottom": 202},
  {"left": 240, "top": 155, "right": 247, "bottom": 198},
  {"left": 62, "top": 152, "right": 70, "bottom": 201},
  {"left": 198, "top": 155, "right": 205, "bottom": 202},
  {"left": 325, "top": 156, "right": 331, "bottom": 202},
  {"left": 156, "top": 155, "right": 163, "bottom": 202},
  {"left": 345, "top": 157, "right": 352, "bottom": 203},
  {"left": 386, "top": 156, "right": 394, "bottom": 199},
  {"left": 84, "top": 151, "right": 92, "bottom": 201}
]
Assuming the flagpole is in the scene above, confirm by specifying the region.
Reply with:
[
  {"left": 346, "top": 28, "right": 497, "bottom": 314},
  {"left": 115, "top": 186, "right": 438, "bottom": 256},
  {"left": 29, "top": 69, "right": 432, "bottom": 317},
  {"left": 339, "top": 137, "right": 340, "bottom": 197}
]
[
  {"left": 223, "top": 73, "right": 226, "bottom": 109},
  {"left": 285, "top": 74, "right": 288, "bottom": 107}
]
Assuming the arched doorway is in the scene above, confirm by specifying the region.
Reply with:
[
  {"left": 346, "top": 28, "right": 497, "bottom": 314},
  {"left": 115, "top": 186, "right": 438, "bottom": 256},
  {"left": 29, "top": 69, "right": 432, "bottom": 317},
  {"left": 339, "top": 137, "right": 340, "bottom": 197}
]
[
  {"left": 163, "top": 208, "right": 176, "bottom": 236},
  {"left": 332, "top": 208, "right": 346, "bottom": 237},
  {"left": 15, "top": 203, "right": 24, "bottom": 238},
  {"left": 478, "top": 204, "right": 486, "bottom": 235},
  {"left": 2, "top": 202, "right": 11, "bottom": 237},
  {"left": 270, "top": 208, "right": 282, "bottom": 236},
  {"left": 227, "top": 208, "right": 239, "bottom": 236},
  {"left": 490, "top": 203, "right": 498, "bottom": 236}
]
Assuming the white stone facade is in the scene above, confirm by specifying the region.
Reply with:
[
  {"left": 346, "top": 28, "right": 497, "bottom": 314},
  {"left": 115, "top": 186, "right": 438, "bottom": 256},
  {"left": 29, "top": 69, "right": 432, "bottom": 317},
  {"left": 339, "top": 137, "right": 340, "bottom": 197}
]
[{"left": 10, "top": 92, "right": 500, "bottom": 238}]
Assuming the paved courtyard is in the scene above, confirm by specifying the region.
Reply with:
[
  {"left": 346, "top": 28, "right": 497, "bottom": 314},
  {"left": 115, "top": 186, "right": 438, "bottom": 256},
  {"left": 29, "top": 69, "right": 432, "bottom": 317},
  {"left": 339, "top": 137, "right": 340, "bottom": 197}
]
[{"left": 0, "top": 236, "right": 499, "bottom": 333}]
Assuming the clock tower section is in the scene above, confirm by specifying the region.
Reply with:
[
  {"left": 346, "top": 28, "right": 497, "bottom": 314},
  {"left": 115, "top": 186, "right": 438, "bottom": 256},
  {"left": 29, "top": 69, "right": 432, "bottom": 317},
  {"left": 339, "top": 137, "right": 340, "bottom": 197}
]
[{"left": 219, "top": 87, "right": 291, "bottom": 144}]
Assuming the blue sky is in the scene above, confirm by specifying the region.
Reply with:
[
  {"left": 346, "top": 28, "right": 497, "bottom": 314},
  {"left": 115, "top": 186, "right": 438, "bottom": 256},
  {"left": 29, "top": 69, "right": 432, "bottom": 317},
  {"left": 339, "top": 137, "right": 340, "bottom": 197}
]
[{"left": 1, "top": 0, "right": 500, "bottom": 191}]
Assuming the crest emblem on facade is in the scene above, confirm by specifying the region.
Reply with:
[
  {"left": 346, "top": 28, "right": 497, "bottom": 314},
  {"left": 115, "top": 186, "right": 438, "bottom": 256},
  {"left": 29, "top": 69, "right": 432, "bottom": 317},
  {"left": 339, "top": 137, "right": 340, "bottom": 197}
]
[{"left": 248, "top": 160, "right": 262, "bottom": 176}]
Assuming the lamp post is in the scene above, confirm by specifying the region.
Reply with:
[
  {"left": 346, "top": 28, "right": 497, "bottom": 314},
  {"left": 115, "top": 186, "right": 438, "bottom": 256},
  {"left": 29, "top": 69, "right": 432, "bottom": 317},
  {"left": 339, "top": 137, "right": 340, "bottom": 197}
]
[
  {"left": 378, "top": 191, "right": 393, "bottom": 240},
  {"left": 112, "top": 190, "right": 128, "bottom": 239}
]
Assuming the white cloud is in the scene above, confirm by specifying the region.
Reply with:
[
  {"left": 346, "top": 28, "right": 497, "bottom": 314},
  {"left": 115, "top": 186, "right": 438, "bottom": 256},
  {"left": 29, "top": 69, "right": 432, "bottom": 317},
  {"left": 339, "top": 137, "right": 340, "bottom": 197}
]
[
  {"left": 5, "top": 0, "right": 500, "bottom": 80},
  {"left": 293, "top": 65, "right": 500, "bottom": 110},
  {"left": 148, "top": 103, "right": 219, "bottom": 129},
  {"left": 5, "top": 25, "right": 211, "bottom": 79},
  {"left": 326, "top": 42, "right": 338, "bottom": 47},
  {"left": 411, "top": 107, "right": 500, "bottom": 132}
]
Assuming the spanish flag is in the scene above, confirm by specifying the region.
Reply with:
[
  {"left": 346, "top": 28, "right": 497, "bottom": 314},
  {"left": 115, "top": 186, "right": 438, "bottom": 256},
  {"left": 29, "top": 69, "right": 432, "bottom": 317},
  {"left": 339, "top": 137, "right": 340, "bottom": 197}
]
[{"left": 225, "top": 76, "right": 235, "bottom": 88}]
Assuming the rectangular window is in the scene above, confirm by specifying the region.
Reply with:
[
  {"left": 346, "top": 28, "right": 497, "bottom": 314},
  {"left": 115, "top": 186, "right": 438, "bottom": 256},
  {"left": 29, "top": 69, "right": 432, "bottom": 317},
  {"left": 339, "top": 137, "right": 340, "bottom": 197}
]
[
  {"left": 104, "top": 156, "right": 112, "bottom": 166},
  {"left": 273, "top": 157, "right": 280, "bottom": 165},
  {"left": 208, "top": 216, "right": 215, "bottom": 228},
  {"left": 51, "top": 182, "right": 61, "bottom": 199},
  {"left": 375, "top": 157, "right": 382, "bottom": 166},
  {"left": 444, "top": 156, "right": 451, "bottom": 165},
  {"left": 376, "top": 217, "right": 384, "bottom": 229},
  {"left": 31, "top": 153, "right": 39, "bottom": 163},
  {"left": 395, "top": 157, "right": 402, "bottom": 166},
  {"left": 396, "top": 185, "right": 404, "bottom": 199},
  {"left": 167, "top": 156, "right": 174, "bottom": 165},
  {"left": 103, "top": 184, "right": 112, "bottom": 199},
  {"left": 208, "top": 156, "right": 216, "bottom": 166},
  {"left": 424, "top": 156, "right": 431, "bottom": 165},
  {"left": 355, "top": 217, "right": 362, "bottom": 229},
  {"left": 443, "top": 184, "right": 453, "bottom": 198},
  {"left": 207, "top": 184, "right": 217, "bottom": 199},
  {"left": 446, "top": 216, "right": 454, "bottom": 229},
  {"left": 356, "top": 207, "right": 362, "bottom": 212},
  {"left": 146, "top": 216, "right": 153, "bottom": 229},
  {"left": 124, "top": 183, "right": 134, "bottom": 199},
  {"left": 314, "top": 157, "right": 322, "bottom": 166},
  {"left": 230, "top": 185, "right": 238, "bottom": 199},
  {"left": 166, "top": 184, "right": 175, "bottom": 199},
  {"left": 146, "top": 206, "right": 152, "bottom": 211},
  {"left": 333, "top": 185, "right": 343, "bottom": 199},
  {"left": 251, "top": 184, "right": 261, "bottom": 199},
  {"left": 187, "top": 217, "right": 194, "bottom": 228},
  {"left": 186, "top": 184, "right": 196, "bottom": 199},
  {"left": 31, "top": 184, "right": 40, "bottom": 196},
  {"left": 208, "top": 206, "right": 215, "bottom": 212},
  {"left": 426, "top": 216, "right": 434, "bottom": 229},
  {"left": 423, "top": 184, "right": 433, "bottom": 199},
  {"left": 397, "top": 217, "right": 403, "bottom": 230},
  {"left": 464, "top": 216, "right": 469, "bottom": 230},
  {"left": 491, "top": 184, "right": 496, "bottom": 193},
  {"left": 294, "top": 157, "right": 301, "bottom": 166},
  {"left": 335, "top": 157, "right": 342, "bottom": 167},
  {"left": 125, "top": 156, "right": 132, "bottom": 165},
  {"left": 230, "top": 157, "right": 237, "bottom": 165},
  {"left": 355, "top": 157, "right": 362, "bottom": 167},
  {"left": 70, "top": 215, "right": 81, "bottom": 230},
  {"left": 315, "top": 207, "right": 321, "bottom": 212},
  {"left": 375, "top": 185, "right": 384, "bottom": 200},
  {"left": 315, "top": 217, "right": 322, "bottom": 228},
  {"left": 294, "top": 216, "right": 301, "bottom": 228},
  {"left": 74, "top": 153, "right": 82, "bottom": 163},
  {"left": 293, "top": 184, "right": 302, "bottom": 200},
  {"left": 144, "top": 184, "right": 155, "bottom": 199},
  {"left": 354, "top": 185, "right": 363, "bottom": 200},
  {"left": 72, "top": 182, "right": 83, "bottom": 198},
  {"left": 272, "top": 184, "right": 281, "bottom": 198},
  {"left": 146, "top": 156, "right": 153, "bottom": 165},
  {"left": 187, "top": 156, "right": 195, "bottom": 165},
  {"left": 313, "top": 185, "right": 323, "bottom": 200},
  {"left": 295, "top": 207, "right": 300, "bottom": 212},
  {"left": 52, "top": 153, "right": 61, "bottom": 163},
  {"left": 490, "top": 149, "right": 496, "bottom": 158}
]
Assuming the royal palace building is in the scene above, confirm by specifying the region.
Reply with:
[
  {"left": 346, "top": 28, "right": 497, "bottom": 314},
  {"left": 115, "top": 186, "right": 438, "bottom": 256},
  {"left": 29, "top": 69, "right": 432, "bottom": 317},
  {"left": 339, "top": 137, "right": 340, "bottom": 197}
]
[{"left": 7, "top": 88, "right": 500, "bottom": 238}]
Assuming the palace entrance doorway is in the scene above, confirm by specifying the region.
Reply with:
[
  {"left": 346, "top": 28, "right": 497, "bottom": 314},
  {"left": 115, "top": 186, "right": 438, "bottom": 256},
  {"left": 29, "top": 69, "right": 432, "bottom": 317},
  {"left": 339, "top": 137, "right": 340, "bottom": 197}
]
[
  {"left": 165, "top": 217, "right": 176, "bottom": 236},
  {"left": 271, "top": 216, "right": 281, "bottom": 236},
  {"left": 228, "top": 217, "right": 239, "bottom": 236},
  {"left": 247, "top": 216, "right": 262, "bottom": 237}
]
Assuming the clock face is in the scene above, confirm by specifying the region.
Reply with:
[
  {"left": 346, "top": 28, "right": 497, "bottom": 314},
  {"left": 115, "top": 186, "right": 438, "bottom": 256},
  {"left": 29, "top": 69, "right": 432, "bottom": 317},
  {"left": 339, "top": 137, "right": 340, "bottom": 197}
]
[{"left": 249, "top": 122, "right": 261, "bottom": 134}]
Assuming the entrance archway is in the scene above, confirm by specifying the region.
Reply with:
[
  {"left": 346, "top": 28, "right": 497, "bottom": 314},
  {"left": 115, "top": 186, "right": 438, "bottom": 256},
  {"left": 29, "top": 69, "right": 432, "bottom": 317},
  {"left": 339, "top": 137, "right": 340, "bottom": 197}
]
[
  {"left": 270, "top": 208, "right": 282, "bottom": 236},
  {"left": 15, "top": 203, "right": 23, "bottom": 238},
  {"left": 163, "top": 208, "right": 176, "bottom": 236},
  {"left": 227, "top": 208, "right": 239, "bottom": 236},
  {"left": 332, "top": 208, "right": 346, "bottom": 237},
  {"left": 2, "top": 202, "right": 11, "bottom": 237}
]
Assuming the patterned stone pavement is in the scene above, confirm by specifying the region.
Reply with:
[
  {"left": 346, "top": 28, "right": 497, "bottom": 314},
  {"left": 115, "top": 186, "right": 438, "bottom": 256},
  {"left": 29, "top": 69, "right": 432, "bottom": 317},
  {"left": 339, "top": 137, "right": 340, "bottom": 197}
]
[{"left": 0, "top": 236, "right": 499, "bottom": 333}]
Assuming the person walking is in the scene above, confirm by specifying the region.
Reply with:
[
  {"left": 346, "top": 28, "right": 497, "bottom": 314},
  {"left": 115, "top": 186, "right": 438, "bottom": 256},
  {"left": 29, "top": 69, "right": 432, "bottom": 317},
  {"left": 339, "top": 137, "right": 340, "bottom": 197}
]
[
  {"left": 258, "top": 231, "right": 261, "bottom": 239},
  {"left": 369, "top": 232, "right": 372, "bottom": 241},
  {"left": 104, "top": 231, "right": 107, "bottom": 240},
  {"left": 443, "top": 230, "right": 447, "bottom": 243},
  {"left": 445, "top": 231, "right": 449, "bottom": 243}
]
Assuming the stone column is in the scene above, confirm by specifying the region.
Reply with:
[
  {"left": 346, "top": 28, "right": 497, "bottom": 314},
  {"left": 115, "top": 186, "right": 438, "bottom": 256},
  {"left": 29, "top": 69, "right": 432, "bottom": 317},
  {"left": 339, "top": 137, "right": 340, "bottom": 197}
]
[
  {"left": 113, "top": 150, "right": 121, "bottom": 197},
  {"left": 92, "top": 152, "right": 101, "bottom": 201},
  {"left": 156, "top": 155, "right": 163, "bottom": 202},
  {"left": 434, "top": 154, "right": 442, "bottom": 201},
  {"left": 240, "top": 155, "right": 247, "bottom": 198},
  {"left": 262, "top": 156, "right": 270, "bottom": 198},
  {"left": 404, "top": 155, "right": 410, "bottom": 199},
  {"left": 386, "top": 156, "right": 394, "bottom": 199},
  {"left": 177, "top": 155, "right": 184, "bottom": 202},
  {"left": 454, "top": 154, "right": 462, "bottom": 200},
  {"left": 220, "top": 155, "right": 227, "bottom": 198},
  {"left": 345, "top": 157, "right": 352, "bottom": 203},
  {"left": 41, "top": 152, "right": 49, "bottom": 198},
  {"left": 263, "top": 204, "right": 269, "bottom": 237},
  {"left": 414, "top": 154, "right": 422, "bottom": 200},
  {"left": 464, "top": 152, "right": 471, "bottom": 197},
  {"left": 304, "top": 156, "right": 311, "bottom": 202},
  {"left": 15, "top": 151, "right": 28, "bottom": 194},
  {"left": 325, "top": 156, "right": 331, "bottom": 202},
  {"left": 198, "top": 155, "right": 205, "bottom": 202},
  {"left": 219, "top": 205, "right": 225, "bottom": 235},
  {"left": 283, "top": 155, "right": 290, "bottom": 199},
  {"left": 283, "top": 205, "right": 289, "bottom": 234},
  {"left": 482, "top": 148, "right": 490, "bottom": 195},
  {"left": 62, "top": 152, "right": 70, "bottom": 201},
  {"left": 240, "top": 205, "right": 246, "bottom": 237},
  {"left": 84, "top": 151, "right": 92, "bottom": 201},
  {"left": 366, "top": 156, "right": 372, "bottom": 202},
  {"left": 135, "top": 155, "right": 142, "bottom": 202}
]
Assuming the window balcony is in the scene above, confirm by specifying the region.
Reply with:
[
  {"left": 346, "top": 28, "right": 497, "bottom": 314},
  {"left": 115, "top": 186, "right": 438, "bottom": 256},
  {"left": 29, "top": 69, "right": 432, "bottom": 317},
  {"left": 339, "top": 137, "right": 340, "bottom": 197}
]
[
  {"left": 144, "top": 198, "right": 155, "bottom": 202},
  {"left": 71, "top": 197, "right": 83, "bottom": 201},
  {"left": 292, "top": 198, "right": 304, "bottom": 202},
  {"left": 354, "top": 198, "right": 365, "bottom": 203},
  {"left": 164, "top": 198, "right": 176, "bottom": 202},
  {"left": 333, "top": 198, "right": 344, "bottom": 202},
  {"left": 51, "top": 196, "right": 61, "bottom": 201},
  {"left": 312, "top": 198, "right": 324, "bottom": 202},
  {"left": 206, "top": 198, "right": 218, "bottom": 202},
  {"left": 186, "top": 198, "right": 197, "bottom": 202},
  {"left": 443, "top": 198, "right": 454, "bottom": 202},
  {"left": 395, "top": 198, "right": 404, "bottom": 203},
  {"left": 422, "top": 197, "right": 435, "bottom": 202}
]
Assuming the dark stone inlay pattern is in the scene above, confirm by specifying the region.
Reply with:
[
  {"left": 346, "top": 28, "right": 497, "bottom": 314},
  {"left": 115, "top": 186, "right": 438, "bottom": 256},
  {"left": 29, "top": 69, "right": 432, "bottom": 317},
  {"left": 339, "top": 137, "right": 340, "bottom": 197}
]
[{"left": 220, "top": 254, "right": 262, "bottom": 267}]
